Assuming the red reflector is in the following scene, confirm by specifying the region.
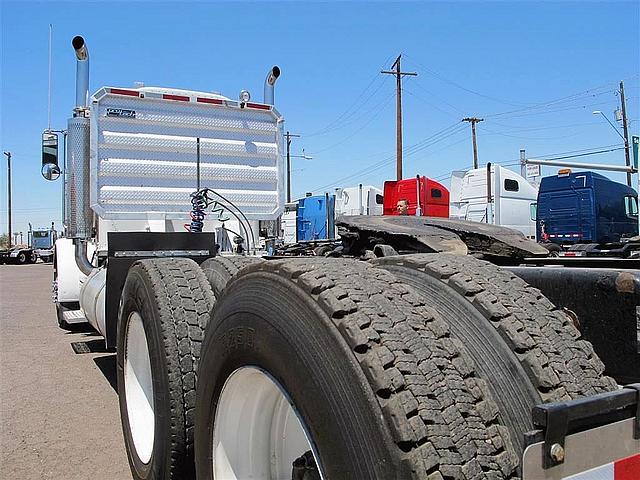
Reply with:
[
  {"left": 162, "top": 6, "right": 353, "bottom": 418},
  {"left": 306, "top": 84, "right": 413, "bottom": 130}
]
[
  {"left": 615, "top": 453, "right": 640, "bottom": 480},
  {"left": 197, "top": 97, "right": 224, "bottom": 105},
  {"left": 163, "top": 94, "right": 190, "bottom": 102},
  {"left": 246, "top": 102, "right": 271, "bottom": 110},
  {"left": 110, "top": 88, "right": 139, "bottom": 97},
  {"left": 564, "top": 252, "right": 577, "bottom": 256}
]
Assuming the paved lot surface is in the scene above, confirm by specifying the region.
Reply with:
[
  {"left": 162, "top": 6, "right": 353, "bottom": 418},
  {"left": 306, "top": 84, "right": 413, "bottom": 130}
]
[{"left": 0, "top": 263, "right": 130, "bottom": 479}]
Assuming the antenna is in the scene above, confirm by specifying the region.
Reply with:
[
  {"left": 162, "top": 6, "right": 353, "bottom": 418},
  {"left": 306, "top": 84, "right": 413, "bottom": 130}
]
[{"left": 47, "top": 24, "right": 52, "bottom": 130}]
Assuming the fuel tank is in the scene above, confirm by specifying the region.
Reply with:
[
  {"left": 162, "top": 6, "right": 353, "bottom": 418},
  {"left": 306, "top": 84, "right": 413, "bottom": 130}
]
[{"left": 79, "top": 267, "right": 107, "bottom": 337}]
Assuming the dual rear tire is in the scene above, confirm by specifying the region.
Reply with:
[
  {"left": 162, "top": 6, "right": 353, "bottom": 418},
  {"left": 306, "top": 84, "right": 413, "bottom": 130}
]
[{"left": 117, "top": 254, "right": 616, "bottom": 479}]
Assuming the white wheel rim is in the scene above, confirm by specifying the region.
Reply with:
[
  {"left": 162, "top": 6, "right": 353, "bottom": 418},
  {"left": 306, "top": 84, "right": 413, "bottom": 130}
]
[
  {"left": 124, "top": 311, "right": 155, "bottom": 464},
  {"left": 213, "top": 366, "right": 323, "bottom": 479}
]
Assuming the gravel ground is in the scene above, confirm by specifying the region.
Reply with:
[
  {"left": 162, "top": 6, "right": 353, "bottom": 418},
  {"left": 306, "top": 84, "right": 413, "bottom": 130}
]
[{"left": 0, "top": 263, "right": 130, "bottom": 479}]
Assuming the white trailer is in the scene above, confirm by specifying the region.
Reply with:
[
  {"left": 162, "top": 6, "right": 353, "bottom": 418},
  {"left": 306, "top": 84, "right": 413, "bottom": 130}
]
[
  {"left": 450, "top": 164, "right": 538, "bottom": 239},
  {"left": 41, "top": 35, "right": 639, "bottom": 480}
]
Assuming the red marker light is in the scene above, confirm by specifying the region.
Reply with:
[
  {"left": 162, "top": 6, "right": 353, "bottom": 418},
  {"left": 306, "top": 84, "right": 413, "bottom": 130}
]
[
  {"left": 110, "top": 88, "right": 140, "bottom": 97},
  {"left": 163, "top": 94, "right": 190, "bottom": 102}
]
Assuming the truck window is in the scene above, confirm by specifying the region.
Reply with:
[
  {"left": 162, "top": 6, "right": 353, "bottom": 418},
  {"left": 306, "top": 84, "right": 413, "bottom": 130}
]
[
  {"left": 530, "top": 203, "right": 537, "bottom": 221},
  {"left": 624, "top": 196, "right": 638, "bottom": 217},
  {"left": 504, "top": 179, "right": 519, "bottom": 192},
  {"left": 431, "top": 188, "right": 442, "bottom": 198},
  {"left": 376, "top": 194, "right": 384, "bottom": 204},
  {"left": 32, "top": 231, "right": 49, "bottom": 238}
]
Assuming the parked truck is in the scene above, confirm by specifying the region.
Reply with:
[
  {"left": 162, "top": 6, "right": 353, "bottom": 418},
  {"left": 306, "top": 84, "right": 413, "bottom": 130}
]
[
  {"left": 383, "top": 175, "right": 450, "bottom": 217},
  {"left": 0, "top": 223, "right": 57, "bottom": 264},
  {"left": 29, "top": 223, "right": 57, "bottom": 263},
  {"left": 537, "top": 169, "right": 639, "bottom": 257},
  {"left": 0, "top": 244, "right": 35, "bottom": 264},
  {"left": 450, "top": 164, "right": 538, "bottom": 239},
  {"left": 45, "top": 36, "right": 639, "bottom": 480},
  {"left": 335, "top": 184, "right": 384, "bottom": 216}
]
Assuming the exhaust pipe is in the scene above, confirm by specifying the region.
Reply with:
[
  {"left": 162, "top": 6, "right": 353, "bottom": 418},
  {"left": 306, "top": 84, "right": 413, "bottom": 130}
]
[
  {"left": 74, "top": 239, "right": 95, "bottom": 276},
  {"left": 263, "top": 66, "right": 281, "bottom": 105},
  {"left": 69, "top": 36, "right": 95, "bottom": 274},
  {"left": 72, "top": 36, "right": 89, "bottom": 109}
]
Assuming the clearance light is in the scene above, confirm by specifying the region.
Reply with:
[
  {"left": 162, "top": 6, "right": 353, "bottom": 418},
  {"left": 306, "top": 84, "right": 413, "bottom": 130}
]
[{"left": 558, "top": 169, "right": 572, "bottom": 176}]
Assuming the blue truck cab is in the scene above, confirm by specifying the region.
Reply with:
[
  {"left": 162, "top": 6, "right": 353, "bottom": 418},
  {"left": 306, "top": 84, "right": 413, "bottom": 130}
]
[
  {"left": 537, "top": 171, "right": 638, "bottom": 246},
  {"left": 296, "top": 194, "right": 336, "bottom": 242}
]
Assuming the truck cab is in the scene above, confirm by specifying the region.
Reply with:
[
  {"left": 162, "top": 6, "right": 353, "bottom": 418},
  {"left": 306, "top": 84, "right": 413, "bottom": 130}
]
[
  {"left": 450, "top": 165, "right": 538, "bottom": 239},
  {"left": 30, "top": 226, "right": 56, "bottom": 262},
  {"left": 537, "top": 170, "right": 638, "bottom": 246},
  {"left": 383, "top": 175, "right": 449, "bottom": 217},
  {"left": 335, "top": 185, "right": 384, "bottom": 216}
]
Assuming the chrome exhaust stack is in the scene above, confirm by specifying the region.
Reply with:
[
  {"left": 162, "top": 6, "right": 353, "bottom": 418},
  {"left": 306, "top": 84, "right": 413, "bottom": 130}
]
[
  {"left": 263, "top": 66, "right": 281, "bottom": 105},
  {"left": 72, "top": 36, "right": 89, "bottom": 109},
  {"left": 68, "top": 35, "right": 95, "bottom": 274}
]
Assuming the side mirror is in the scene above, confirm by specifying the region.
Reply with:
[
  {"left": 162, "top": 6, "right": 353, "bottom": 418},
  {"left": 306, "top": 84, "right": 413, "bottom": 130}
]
[
  {"left": 42, "top": 163, "right": 61, "bottom": 181},
  {"left": 42, "top": 131, "right": 59, "bottom": 180}
]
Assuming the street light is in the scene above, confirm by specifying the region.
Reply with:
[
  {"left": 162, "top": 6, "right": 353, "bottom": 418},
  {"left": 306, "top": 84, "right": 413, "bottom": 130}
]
[
  {"left": 592, "top": 111, "right": 625, "bottom": 141},
  {"left": 3, "top": 151, "right": 11, "bottom": 249},
  {"left": 593, "top": 110, "right": 633, "bottom": 187},
  {"left": 288, "top": 150, "right": 313, "bottom": 203}
]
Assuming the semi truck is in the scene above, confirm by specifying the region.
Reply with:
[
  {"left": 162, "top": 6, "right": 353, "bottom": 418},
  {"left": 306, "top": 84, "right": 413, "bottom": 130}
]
[
  {"left": 0, "top": 224, "right": 57, "bottom": 264},
  {"left": 45, "top": 35, "right": 639, "bottom": 480},
  {"left": 30, "top": 223, "right": 57, "bottom": 263},
  {"left": 383, "top": 175, "right": 450, "bottom": 217},
  {"left": 537, "top": 170, "right": 639, "bottom": 257},
  {"left": 450, "top": 165, "right": 538, "bottom": 239},
  {"left": 0, "top": 244, "right": 35, "bottom": 264}
]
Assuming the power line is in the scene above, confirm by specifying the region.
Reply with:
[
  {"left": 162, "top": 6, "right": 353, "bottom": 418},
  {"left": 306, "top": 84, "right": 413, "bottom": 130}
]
[
  {"left": 304, "top": 54, "right": 396, "bottom": 137},
  {"left": 305, "top": 76, "right": 392, "bottom": 137},
  {"left": 403, "top": 54, "right": 527, "bottom": 107},
  {"left": 403, "top": 81, "right": 465, "bottom": 116},
  {"left": 308, "top": 121, "right": 465, "bottom": 192},
  {"left": 429, "top": 147, "right": 627, "bottom": 185},
  {"left": 308, "top": 93, "right": 395, "bottom": 154}
]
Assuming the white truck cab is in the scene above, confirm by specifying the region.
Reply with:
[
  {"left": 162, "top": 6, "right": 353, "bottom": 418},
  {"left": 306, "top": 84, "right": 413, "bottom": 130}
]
[
  {"left": 334, "top": 184, "right": 384, "bottom": 216},
  {"left": 450, "top": 165, "right": 538, "bottom": 239}
]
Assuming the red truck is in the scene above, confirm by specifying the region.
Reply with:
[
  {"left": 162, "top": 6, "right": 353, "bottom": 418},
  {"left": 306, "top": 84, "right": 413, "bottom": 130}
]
[{"left": 383, "top": 175, "right": 449, "bottom": 217}]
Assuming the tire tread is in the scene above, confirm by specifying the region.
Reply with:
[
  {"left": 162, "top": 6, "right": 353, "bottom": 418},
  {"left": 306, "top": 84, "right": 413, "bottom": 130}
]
[
  {"left": 132, "top": 258, "right": 214, "bottom": 477},
  {"left": 241, "top": 258, "right": 518, "bottom": 479},
  {"left": 372, "top": 254, "right": 617, "bottom": 403}
]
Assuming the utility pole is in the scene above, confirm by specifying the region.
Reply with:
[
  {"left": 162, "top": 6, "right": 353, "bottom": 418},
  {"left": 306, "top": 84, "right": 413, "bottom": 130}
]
[
  {"left": 462, "top": 117, "right": 484, "bottom": 169},
  {"left": 619, "top": 81, "right": 632, "bottom": 187},
  {"left": 382, "top": 54, "right": 417, "bottom": 180},
  {"left": 285, "top": 131, "right": 300, "bottom": 203},
  {"left": 3, "top": 151, "right": 11, "bottom": 249}
]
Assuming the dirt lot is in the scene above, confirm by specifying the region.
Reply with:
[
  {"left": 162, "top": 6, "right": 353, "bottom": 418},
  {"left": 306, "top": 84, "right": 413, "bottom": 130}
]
[{"left": 0, "top": 263, "right": 130, "bottom": 479}]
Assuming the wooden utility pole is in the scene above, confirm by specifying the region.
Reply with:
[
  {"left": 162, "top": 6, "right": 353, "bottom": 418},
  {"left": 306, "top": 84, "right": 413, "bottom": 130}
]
[
  {"left": 382, "top": 55, "right": 417, "bottom": 180},
  {"left": 462, "top": 117, "right": 484, "bottom": 169},
  {"left": 619, "top": 81, "right": 632, "bottom": 187}
]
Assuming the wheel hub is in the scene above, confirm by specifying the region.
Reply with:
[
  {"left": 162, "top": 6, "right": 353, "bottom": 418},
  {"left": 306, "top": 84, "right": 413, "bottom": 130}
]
[
  {"left": 124, "top": 311, "right": 155, "bottom": 464},
  {"left": 212, "top": 366, "right": 323, "bottom": 480}
]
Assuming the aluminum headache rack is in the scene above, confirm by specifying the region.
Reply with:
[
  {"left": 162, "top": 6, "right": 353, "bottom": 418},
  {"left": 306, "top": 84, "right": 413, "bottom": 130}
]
[
  {"left": 522, "top": 383, "right": 640, "bottom": 479},
  {"left": 89, "top": 87, "right": 285, "bottom": 221}
]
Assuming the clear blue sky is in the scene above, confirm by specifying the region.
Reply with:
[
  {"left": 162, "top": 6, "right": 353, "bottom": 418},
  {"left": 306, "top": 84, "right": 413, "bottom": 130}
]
[{"left": 1, "top": 0, "right": 639, "bottom": 237}]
